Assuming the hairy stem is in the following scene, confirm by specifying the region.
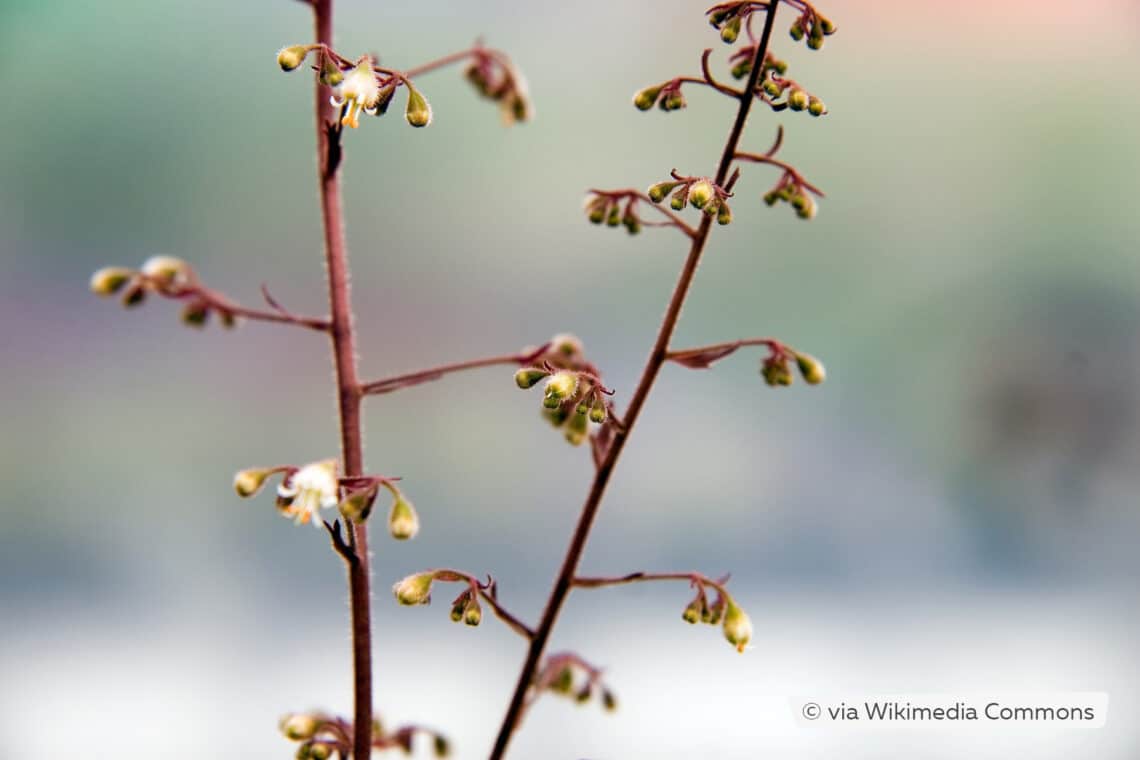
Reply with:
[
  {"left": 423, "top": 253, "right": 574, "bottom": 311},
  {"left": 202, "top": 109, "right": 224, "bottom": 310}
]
[
  {"left": 487, "top": 6, "right": 780, "bottom": 758},
  {"left": 312, "top": 1, "right": 372, "bottom": 757}
]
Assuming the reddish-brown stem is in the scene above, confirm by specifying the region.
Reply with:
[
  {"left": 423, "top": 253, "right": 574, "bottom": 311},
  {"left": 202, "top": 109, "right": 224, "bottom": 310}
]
[
  {"left": 311, "top": 1, "right": 372, "bottom": 758},
  {"left": 734, "top": 151, "right": 825, "bottom": 196},
  {"left": 666, "top": 337, "right": 783, "bottom": 363},
  {"left": 572, "top": 571, "right": 731, "bottom": 599},
  {"left": 488, "top": 6, "right": 781, "bottom": 758},
  {"left": 588, "top": 189, "right": 697, "bottom": 238},
  {"left": 403, "top": 46, "right": 481, "bottom": 78},
  {"left": 361, "top": 353, "right": 530, "bottom": 396},
  {"left": 478, "top": 588, "right": 536, "bottom": 640}
]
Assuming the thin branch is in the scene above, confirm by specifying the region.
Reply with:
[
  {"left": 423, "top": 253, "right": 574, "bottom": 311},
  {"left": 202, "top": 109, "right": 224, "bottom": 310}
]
[
  {"left": 698, "top": 48, "right": 742, "bottom": 97},
  {"left": 478, "top": 586, "right": 536, "bottom": 640},
  {"left": 488, "top": 6, "right": 783, "bottom": 758},
  {"left": 587, "top": 189, "right": 698, "bottom": 238},
  {"left": 323, "top": 519, "right": 357, "bottom": 564},
  {"left": 734, "top": 150, "right": 825, "bottom": 196},
  {"left": 361, "top": 352, "right": 531, "bottom": 396},
  {"left": 665, "top": 337, "right": 783, "bottom": 368},
  {"left": 137, "top": 275, "right": 331, "bottom": 332},
  {"left": 572, "top": 571, "right": 730, "bottom": 599}
]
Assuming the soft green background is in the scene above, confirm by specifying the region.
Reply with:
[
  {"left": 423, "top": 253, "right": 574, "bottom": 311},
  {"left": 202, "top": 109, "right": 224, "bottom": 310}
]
[{"left": 2, "top": 0, "right": 1139, "bottom": 757}]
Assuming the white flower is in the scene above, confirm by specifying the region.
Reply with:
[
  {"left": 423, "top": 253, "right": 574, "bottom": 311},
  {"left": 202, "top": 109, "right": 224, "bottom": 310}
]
[
  {"left": 277, "top": 459, "right": 339, "bottom": 527},
  {"left": 722, "top": 601, "right": 753, "bottom": 653},
  {"left": 330, "top": 57, "right": 381, "bottom": 129}
]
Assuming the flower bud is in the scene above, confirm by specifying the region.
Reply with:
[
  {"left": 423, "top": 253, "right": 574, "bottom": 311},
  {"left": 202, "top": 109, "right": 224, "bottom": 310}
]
[
  {"left": 388, "top": 494, "right": 419, "bottom": 540},
  {"left": 669, "top": 187, "right": 687, "bottom": 210},
  {"left": 404, "top": 85, "right": 432, "bottom": 128},
  {"left": 433, "top": 734, "right": 451, "bottom": 757},
  {"left": 761, "top": 79, "right": 782, "bottom": 97},
  {"left": 731, "top": 60, "right": 751, "bottom": 79},
  {"left": 659, "top": 91, "right": 685, "bottom": 111},
  {"left": 703, "top": 199, "right": 721, "bottom": 218},
  {"left": 808, "top": 96, "right": 826, "bottom": 116},
  {"left": 794, "top": 193, "right": 817, "bottom": 220},
  {"left": 588, "top": 398, "right": 607, "bottom": 424},
  {"left": 682, "top": 598, "right": 702, "bottom": 624},
  {"left": 515, "top": 367, "right": 550, "bottom": 389},
  {"left": 542, "top": 394, "right": 562, "bottom": 410},
  {"left": 90, "top": 267, "right": 134, "bottom": 296},
  {"left": 564, "top": 410, "right": 589, "bottom": 446},
  {"left": 787, "top": 89, "right": 808, "bottom": 111},
  {"left": 769, "top": 57, "right": 789, "bottom": 74},
  {"left": 632, "top": 84, "right": 662, "bottom": 111},
  {"left": 807, "top": 32, "right": 824, "bottom": 50},
  {"left": 393, "top": 571, "right": 435, "bottom": 605},
  {"left": 140, "top": 255, "right": 189, "bottom": 285},
  {"left": 575, "top": 684, "right": 592, "bottom": 703},
  {"left": 233, "top": 468, "right": 273, "bottom": 498},
  {"left": 819, "top": 16, "right": 837, "bottom": 35},
  {"left": 280, "top": 713, "right": 320, "bottom": 741},
  {"left": 647, "top": 181, "right": 678, "bottom": 204},
  {"left": 338, "top": 485, "right": 378, "bottom": 524},
  {"left": 543, "top": 406, "right": 570, "bottom": 428},
  {"left": 762, "top": 357, "right": 793, "bottom": 386},
  {"left": 120, "top": 282, "right": 146, "bottom": 307},
  {"left": 605, "top": 204, "right": 621, "bottom": 227},
  {"left": 622, "top": 213, "right": 641, "bottom": 235},
  {"left": 688, "top": 180, "right": 714, "bottom": 210},
  {"left": 789, "top": 20, "right": 805, "bottom": 40},
  {"left": 218, "top": 309, "right": 237, "bottom": 329},
  {"left": 762, "top": 189, "right": 780, "bottom": 206},
  {"left": 720, "top": 17, "right": 741, "bottom": 44},
  {"left": 602, "top": 688, "right": 617, "bottom": 712},
  {"left": 586, "top": 198, "right": 607, "bottom": 225},
  {"left": 550, "top": 333, "right": 583, "bottom": 357},
  {"left": 463, "top": 597, "right": 482, "bottom": 626},
  {"left": 277, "top": 45, "right": 315, "bottom": 72},
  {"left": 181, "top": 300, "right": 209, "bottom": 327},
  {"left": 544, "top": 371, "right": 578, "bottom": 401},
  {"left": 449, "top": 592, "right": 469, "bottom": 622},
  {"left": 722, "top": 601, "right": 753, "bottom": 653},
  {"left": 373, "top": 85, "right": 397, "bottom": 115},
  {"left": 717, "top": 201, "right": 733, "bottom": 225},
  {"left": 551, "top": 667, "right": 573, "bottom": 693},
  {"left": 319, "top": 55, "right": 344, "bottom": 87},
  {"left": 708, "top": 8, "right": 732, "bottom": 26},
  {"left": 794, "top": 351, "right": 826, "bottom": 385}
]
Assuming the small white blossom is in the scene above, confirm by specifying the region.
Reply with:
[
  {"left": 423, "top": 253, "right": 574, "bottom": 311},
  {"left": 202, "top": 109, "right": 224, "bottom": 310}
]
[
  {"left": 331, "top": 57, "right": 381, "bottom": 129},
  {"left": 277, "top": 459, "right": 339, "bottom": 527}
]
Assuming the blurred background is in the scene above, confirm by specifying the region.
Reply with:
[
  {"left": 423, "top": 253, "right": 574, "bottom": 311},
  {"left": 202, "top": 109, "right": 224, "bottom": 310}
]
[{"left": 2, "top": 0, "right": 1139, "bottom": 757}]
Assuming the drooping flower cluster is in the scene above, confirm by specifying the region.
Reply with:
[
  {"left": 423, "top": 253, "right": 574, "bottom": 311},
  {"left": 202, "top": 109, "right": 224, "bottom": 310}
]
[
  {"left": 463, "top": 49, "right": 533, "bottom": 126},
  {"left": 532, "top": 653, "right": 618, "bottom": 712},
  {"left": 632, "top": 80, "right": 687, "bottom": 112},
  {"left": 90, "top": 256, "right": 237, "bottom": 328},
  {"left": 761, "top": 169, "right": 822, "bottom": 220},
  {"left": 760, "top": 343, "right": 826, "bottom": 386},
  {"left": 680, "top": 577, "right": 753, "bottom": 653},
  {"left": 646, "top": 172, "right": 734, "bottom": 225},
  {"left": 233, "top": 461, "right": 419, "bottom": 538},
  {"left": 279, "top": 711, "right": 450, "bottom": 758},
  {"left": 392, "top": 569, "right": 508, "bottom": 630},
  {"left": 512, "top": 334, "right": 612, "bottom": 447},
  {"left": 706, "top": 0, "right": 836, "bottom": 51}
]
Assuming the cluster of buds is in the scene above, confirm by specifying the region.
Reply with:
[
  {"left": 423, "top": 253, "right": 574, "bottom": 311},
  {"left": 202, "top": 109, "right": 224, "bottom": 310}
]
[
  {"left": 90, "top": 256, "right": 236, "bottom": 328},
  {"left": 758, "top": 72, "right": 826, "bottom": 116},
  {"left": 647, "top": 172, "right": 734, "bottom": 225},
  {"left": 463, "top": 49, "right": 532, "bottom": 126},
  {"left": 392, "top": 569, "right": 500, "bottom": 629},
  {"left": 533, "top": 653, "right": 617, "bottom": 712},
  {"left": 233, "top": 461, "right": 418, "bottom": 538},
  {"left": 759, "top": 342, "right": 826, "bottom": 386},
  {"left": 583, "top": 192, "right": 647, "bottom": 235},
  {"left": 278, "top": 45, "right": 431, "bottom": 129},
  {"left": 680, "top": 578, "right": 753, "bottom": 653},
  {"left": 513, "top": 334, "right": 612, "bottom": 447},
  {"left": 788, "top": 3, "right": 837, "bottom": 50},
  {"left": 761, "top": 168, "right": 821, "bottom": 220},
  {"left": 632, "top": 79, "right": 687, "bottom": 112},
  {"left": 279, "top": 712, "right": 449, "bottom": 758},
  {"left": 728, "top": 47, "right": 787, "bottom": 81}
]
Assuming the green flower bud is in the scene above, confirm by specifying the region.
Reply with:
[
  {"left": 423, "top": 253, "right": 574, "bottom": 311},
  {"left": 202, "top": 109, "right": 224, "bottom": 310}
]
[
  {"left": 334, "top": 486, "right": 372, "bottom": 524},
  {"left": 319, "top": 55, "right": 344, "bottom": 87},
  {"left": 660, "top": 91, "right": 686, "bottom": 111},
  {"left": 794, "top": 193, "right": 817, "bottom": 220},
  {"left": 623, "top": 214, "right": 641, "bottom": 235},
  {"left": 309, "top": 744, "right": 331, "bottom": 760},
  {"left": 120, "top": 282, "right": 147, "bottom": 308},
  {"left": 388, "top": 494, "right": 419, "bottom": 540},
  {"left": 586, "top": 199, "right": 607, "bottom": 225},
  {"left": 787, "top": 89, "right": 808, "bottom": 111},
  {"left": 450, "top": 593, "right": 468, "bottom": 622},
  {"left": 762, "top": 190, "right": 780, "bottom": 206},
  {"left": 373, "top": 85, "right": 396, "bottom": 116},
  {"left": 720, "top": 17, "right": 741, "bottom": 44},
  {"left": 606, "top": 204, "right": 621, "bottom": 227},
  {"left": 542, "top": 394, "right": 562, "bottom": 410},
  {"left": 820, "top": 16, "right": 837, "bottom": 35},
  {"left": 543, "top": 406, "right": 570, "bottom": 428},
  {"left": 545, "top": 371, "right": 578, "bottom": 401},
  {"left": 730, "top": 60, "right": 751, "bottom": 79},
  {"left": 552, "top": 667, "right": 573, "bottom": 693},
  {"left": 234, "top": 467, "right": 273, "bottom": 498},
  {"left": 669, "top": 188, "right": 687, "bottom": 210},
  {"left": 808, "top": 96, "right": 826, "bottom": 116},
  {"left": 277, "top": 45, "right": 315, "bottom": 72},
  {"left": 404, "top": 85, "right": 432, "bottom": 128},
  {"left": 588, "top": 398, "right": 607, "bottom": 424},
  {"left": 564, "top": 410, "right": 589, "bottom": 446},
  {"left": 633, "top": 84, "right": 663, "bottom": 111},
  {"left": 280, "top": 713, "right": 320, "bottom": 741},
  {"left": 807, "top": 33, "right": 824, "bottom": 50},
  {"left": 762, "top": 79, "right": 782, "bottom": 97},
  {"left": 218, "top": 309, "right": 237, "bottom": 329},
  {"left": 140, "top": 255, "right": 190, "bottom": 285},
  {"left": 515, "top": 367, "right": 550, "bottom": 389},
  {"left": 717, "top": 202, "right": 733, "bottom": 225},
  {"left": 463, "top": 597, "right": 482, "bottom": 626},
  {"left": 575, "top": 684, "right": 592, "bottom": 703},
  {"left": 550, "top": 332, "right": 584, "bottom": 357},
  {"left": 770, "top": 57, "right": 789, "bottom": 74},
  {"left": 790, "top": 21, "right": 805, "bottom": 40},
  {"left": 688, "top": 180, "right": 714, "bottom": 210},
  {"left": 723, "top": 601, "right": 753, "bottom": 653},
  {"left": 393, "top": 571, "right": 435, "bottom": 605},
  {"left": 433, "top": 734, "right": 451, "bottom": 757},
  {"left": 647, "top": 181, "right": 678, "bottom": 204},
  {"left": 576, "top": 398, "right": 590, "bottom": 416},
  {"left": 794, "top": 352, "right": 826, "bottom": 385},
  {"left": 90, "top": 267, "right": 134, "bottom": 296},
  {"left": 602, "top": 689, "right": 617, "bottom": 712},
  {"left": 682, "top": 598, "right": 702, "bottom": 624},
  {"left": 762, "top": 357, "right": 794, "bottom": 386},
  {"left": 708, "top": 8, "right": 732, "bottom": 26},
  {"left": 180, "top": 300, "right": 209, "bottom": 327}
]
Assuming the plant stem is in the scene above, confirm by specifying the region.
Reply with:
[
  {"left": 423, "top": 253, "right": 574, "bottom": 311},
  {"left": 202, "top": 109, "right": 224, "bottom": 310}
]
[
  {"left": 312, "top": 1, "right": 372, "bottom": 758},
  {"left": 487, "top": 6, "right": 780, "bottom": 758}
]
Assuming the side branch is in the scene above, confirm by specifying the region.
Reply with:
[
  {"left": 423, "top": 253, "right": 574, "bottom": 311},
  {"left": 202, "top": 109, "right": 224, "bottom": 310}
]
[
  {"left": 361, "top": 350, "right": 542, "bottom": 396},
  {"left": 665, "top": 337, "right": 783, "bottom": 368},
  {"left": 572, "top": 571, "right": 729, "bottom": 598}
]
